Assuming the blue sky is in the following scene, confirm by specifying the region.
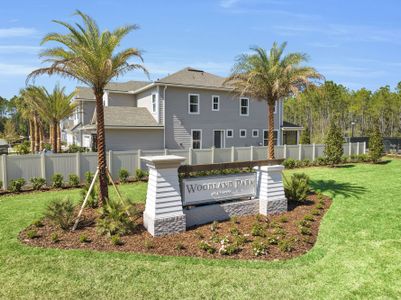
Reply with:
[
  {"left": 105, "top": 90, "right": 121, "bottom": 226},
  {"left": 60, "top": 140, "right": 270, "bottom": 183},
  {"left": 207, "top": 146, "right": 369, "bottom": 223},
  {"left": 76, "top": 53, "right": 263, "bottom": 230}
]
[{"left": 1, "top": 0, "right": 401, "bottom": 98}]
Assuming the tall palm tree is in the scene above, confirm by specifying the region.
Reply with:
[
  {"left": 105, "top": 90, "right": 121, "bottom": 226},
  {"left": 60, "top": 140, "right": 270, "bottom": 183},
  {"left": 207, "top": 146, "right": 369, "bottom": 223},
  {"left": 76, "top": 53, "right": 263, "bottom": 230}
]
[
  {"left": 27, "top": 85, "right": 77, "bottom": 153},
  {"left": 27, "top": 10, "right": 147, "bottom": 204},
  {"left": 18, "top": 89, "right": 41, "bottom": 153},
  {"left": 225, "top": 42, "right": 322, "bottom": 159}
]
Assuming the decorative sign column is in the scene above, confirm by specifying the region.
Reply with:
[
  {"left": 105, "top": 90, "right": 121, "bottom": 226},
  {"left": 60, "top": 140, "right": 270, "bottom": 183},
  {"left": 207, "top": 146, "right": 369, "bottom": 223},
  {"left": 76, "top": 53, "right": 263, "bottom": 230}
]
[
  {"left": 141, "top": 155, "right": 186, "bottom": 236},
  {"left": 254, "top": 165, "right": 287, "bottom": 215}
]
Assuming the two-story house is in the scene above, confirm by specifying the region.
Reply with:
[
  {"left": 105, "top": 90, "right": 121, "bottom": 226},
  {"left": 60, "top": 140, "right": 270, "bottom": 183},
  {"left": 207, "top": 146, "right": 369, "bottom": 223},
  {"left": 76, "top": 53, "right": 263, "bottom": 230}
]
[{"left": 62, "top": 67, "right": 303, "bottom": 151}]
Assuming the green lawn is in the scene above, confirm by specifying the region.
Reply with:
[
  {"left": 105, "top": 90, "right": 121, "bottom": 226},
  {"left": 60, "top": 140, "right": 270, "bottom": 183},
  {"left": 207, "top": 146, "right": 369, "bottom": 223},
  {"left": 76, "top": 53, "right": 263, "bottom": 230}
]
[{"left": 1, "top": 161, "right": 401, "bottom": 299}]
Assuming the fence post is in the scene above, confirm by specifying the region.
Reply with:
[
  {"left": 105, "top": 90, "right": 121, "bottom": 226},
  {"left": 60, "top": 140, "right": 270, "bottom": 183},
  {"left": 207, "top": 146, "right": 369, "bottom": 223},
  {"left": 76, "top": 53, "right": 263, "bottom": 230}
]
[
  {"left": 312, "top": 143, "right": 316, "bottom": 161},
  {"left": 231, "top": 146, "right": 235, "bottom": 162},
  {"left": 108, "top": 150, "right": 113, "bottom": 179},
  {"left": 188, "top": 147, "right": 193, "bottom": 165},
  {"left": 76, "top": 152, "right": 81, "bottom": 179},
  {"left": 363, "top": 142, "right": 367, "bottom": 154},
  {"left": 40, "top": 152, "right": 46, "bottom": 184},
  {"left": 211, "top": 146, "right": 215, "bottom": 163},
  {"left": 283, "top": 144, "right": 287, "bottom": 159},
  {"left": 1, "top": 154, "right": 8, "bottom": 190},
  {"left": 164, "top": 148, "right": 168, "bottom": 156},
  {"left": 298, "top": 144, "right": 302, "bottom": 160},
  {"left": 250, "top": 145, "right": 254, "bottom": 161},
  {"left": 357, "top": 142, "right": 360, "bottom": 155},
  {"left": 348, "top": 143, "right": 352, "bottom": 156},
  {"left": 137, "top": 149, "right": 141, "bottom": 170}
]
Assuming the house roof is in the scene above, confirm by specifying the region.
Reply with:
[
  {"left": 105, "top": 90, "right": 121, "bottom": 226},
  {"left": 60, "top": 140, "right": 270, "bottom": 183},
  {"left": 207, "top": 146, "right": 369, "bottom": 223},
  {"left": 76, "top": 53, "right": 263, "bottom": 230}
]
[
  {"left": 155, "top": 67, "right": 231, "bottom": 89},
  {"left": 75, "top": 80, "right": 151, "bottom": 100},
  {"left": 281, "top": 121, "right": 303, "bottom": 129},
  {"left": 91, "top": 106, "right": 163, "bottom": 128}
]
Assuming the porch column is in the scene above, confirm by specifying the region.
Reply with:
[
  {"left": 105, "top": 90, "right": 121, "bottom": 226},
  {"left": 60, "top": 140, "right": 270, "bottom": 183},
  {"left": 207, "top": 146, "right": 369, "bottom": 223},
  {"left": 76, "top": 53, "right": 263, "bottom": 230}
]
[
  {"left": 141, "top": 155, "right": 186, "bottom": 236},
  {"left": 254, "top": 165, "right": 287, "bottom": 215}
]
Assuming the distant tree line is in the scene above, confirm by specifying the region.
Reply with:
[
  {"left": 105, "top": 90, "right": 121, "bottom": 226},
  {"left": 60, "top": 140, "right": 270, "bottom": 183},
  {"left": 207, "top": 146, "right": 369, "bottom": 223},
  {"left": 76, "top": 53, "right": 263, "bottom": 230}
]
[{"left": 284, "top": 81, "right": 401, "bottom": 143}]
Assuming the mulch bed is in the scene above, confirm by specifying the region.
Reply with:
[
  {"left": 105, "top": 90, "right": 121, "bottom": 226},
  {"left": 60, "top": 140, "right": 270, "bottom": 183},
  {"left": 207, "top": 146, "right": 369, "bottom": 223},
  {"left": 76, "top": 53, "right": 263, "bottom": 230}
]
[{"left": 20, "top": 193, "right": 331, "bottom": 261}]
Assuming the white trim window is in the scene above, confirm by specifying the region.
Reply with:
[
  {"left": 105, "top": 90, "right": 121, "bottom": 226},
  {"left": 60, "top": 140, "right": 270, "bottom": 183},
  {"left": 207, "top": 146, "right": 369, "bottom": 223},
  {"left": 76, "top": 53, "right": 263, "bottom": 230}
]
[
  {"left": 212, "top": 95, "right": 220, "bottom": 111},
  {"left": 252, "top": 129, "right": 259, "bottom": 138},
  {"left": 188, "top": 94, "right": 200, "bottom": 114},
  {"left": 240, "top": 97, "right": 249, "bottom": 116},
  {"left": 191, "top": 129, "right": 202, "bottom": 149},
  {"left": 226, "top": 129, "right": 234, "bottom": 138},
  {"left": 239, "top": 129, "right": 247, "bottom": 138},
  {"left": 273, "top": 101, "right": 278, "bottom": 114},
  {"left": 151, "top": 93, "right": 157, "bottom": 113},
  {"left": 263, "top": 130, "right": 278, "bottom": 146}
]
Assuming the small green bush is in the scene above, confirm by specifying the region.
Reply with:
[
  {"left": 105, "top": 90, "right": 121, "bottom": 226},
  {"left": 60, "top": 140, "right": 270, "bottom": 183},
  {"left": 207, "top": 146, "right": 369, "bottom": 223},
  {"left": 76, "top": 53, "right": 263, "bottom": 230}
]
[
  {"left": 79, "top": 235, "right": 91, "bottom": 243},
  {"left": 304, "top": 214, "right": 314, "bottom": 222},
  {"left": 26, "top": 229, "right": 39, "bottom": 239},
  {"left": 252, "top": 240, "right": 268, "bottom": 256},
  {"left": 175, "top": 243, "right": 185, "bottom": 250},
  {"left": 230, "top": 226, "right": 240, "bottom": 236},
  {"left": 119, "top": 169, "right": 130, "bottom": 183},
  {"left": 96, "top": 198, "right": 139, "bottom": 237},
  {"left": 111, "top": 235, "right": 124, "bottom": 246},
  {"left": 284, "top": 173, "right": 310, "bottom": 202},
  {"left": 282, "top": 158, "right": 296, "bottom": 169},
  {"left": 33, "top": 219, "right": 44, "bottom": 228},
  {"left": 66, "top": 144, "right": 86, "bottom": 153},
  {"left": 14, "top": 142, "right": 30, "bottom": 155},
  {"left": 279, "top": 216, "right": 288, "bottom": 223},
  {"left": 52, "top": 173, "right": 64, "bottom": 189},
  {"left": 315, "top": 157, "right": 328, "bottom": 166},
  {"left": 300, "top": 226, "right": 311, "bottom": 235},
  {"left": 324, "top": 118, "right": 344, "bottom": 166},
  {"left": 144, "top": 239, "right": 154, "bottom": 249},
  {"left": 251, "top": 222, "right": 266, "bottom": 237},
  {"left": 233, "top": 234, "right": 248, "bottom": 246},
  {"left": 50, "top": 233, "right": 59, "bottom": 243},
  {"left": 230, "top": 216, "right": 239, "bottom": 224},
  {"left": 194, "top": 230, "right": 204, "bottom": 239},
  {"left": 9, "top": 178, "right": 26, "bottom": 193},
  {"left": 298, "top": 220, "right": 311, "bottom": 227},
  {"left": 369, "top": 125, "right": 384, "bottom": 163},
  {"left": 210, "top": 220, "right": 219, "bottom": 232},
  {"left": 278, "top": 238, "right": 295, "bottom": 252},
  {"left": 45, "top": 197, "right": 75, "bottom": 230},
  {"left": 316, "top": 203, "right": 324, "bottom": 210},
  {"left": 266, "top": 235, "right": 279, "bottom": 245},
  {"left": 219, "top": 244, "right": 240, "bottom": 256},
  {"left": 135, "top": 169, "right": 146, "bottom": 181},
  {"left": 198, "top": 241, "right": 216, "bottom": 254},
  {"left": 68, "top": 174, "right": 80, "bottom": 187},
  {"left": 30, "top": 177, "right": 46, "bottom": 190},
  {"left": 311, "top": 209, "right": 320, "bottom": 216}
]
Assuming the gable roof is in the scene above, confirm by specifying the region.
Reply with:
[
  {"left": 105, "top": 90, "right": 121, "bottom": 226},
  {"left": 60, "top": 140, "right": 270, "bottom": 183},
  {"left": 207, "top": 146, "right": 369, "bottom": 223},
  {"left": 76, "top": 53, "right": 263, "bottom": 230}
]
[
  {"left": 282, "top": 121, "right": 303, "bottom": 129},
  {"left": 91, "top": 106, "right": 162, "bottom": 128},
  {"left": 75, "top": 80, "right": 151, "bottom": 100},
  {"left": 155, "top": 67, "right": 231, "bottom": 89}
]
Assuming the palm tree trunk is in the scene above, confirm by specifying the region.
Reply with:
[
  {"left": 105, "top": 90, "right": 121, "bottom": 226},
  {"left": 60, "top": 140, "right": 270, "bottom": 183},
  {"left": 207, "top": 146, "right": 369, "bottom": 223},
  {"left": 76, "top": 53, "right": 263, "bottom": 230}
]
[
  {"left": 29, "top": 119, "right": 35, "bottom": 153},
  {"left": 49, "top": 125, "right": 53, "bottom": 146},
  {"left": 268, "top": 102, "right": 275, "bottom": 159},
  {"left": 34, "top": 116, "right": 40, "bottom": 153},
  {"left": 52, "top": 121, "right": 58, "bottom": 153},
  {"left": 95, "top": 90, "right": 108, "bottom": 205},
  {"left": 39, "top": 125, "right": 44, "bottom": 151},
  {"left": 57, "top": 123, "right": 61, "bottom": 153}
]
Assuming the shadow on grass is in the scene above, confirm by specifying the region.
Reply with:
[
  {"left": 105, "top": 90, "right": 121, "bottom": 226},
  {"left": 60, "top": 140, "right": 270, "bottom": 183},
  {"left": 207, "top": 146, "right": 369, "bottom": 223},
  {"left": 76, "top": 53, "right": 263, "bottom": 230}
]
[
  {"left": 334, "top": 164, "right": 355, "bottom": 168},
  {"left": 376, "top": 160, "right": 392, "bottom": 165},
  {"left": 310, "top": 179, "right": 367, "bottom": 199}
]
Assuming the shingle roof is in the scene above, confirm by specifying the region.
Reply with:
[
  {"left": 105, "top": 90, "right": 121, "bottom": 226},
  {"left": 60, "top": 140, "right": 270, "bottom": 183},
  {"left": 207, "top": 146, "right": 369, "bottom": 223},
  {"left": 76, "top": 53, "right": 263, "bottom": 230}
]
[
  {"left": 92, "top": 106, "right": 163, "bottom": 128},
  {"left": 75, "top": 80, "right": 151, "bottom": 100},
  {"left": 156, "top": 67, "right": 231, "bottom": 89},
  {"left": 282, "top": 121, "right": 303, "bottom": 128}
]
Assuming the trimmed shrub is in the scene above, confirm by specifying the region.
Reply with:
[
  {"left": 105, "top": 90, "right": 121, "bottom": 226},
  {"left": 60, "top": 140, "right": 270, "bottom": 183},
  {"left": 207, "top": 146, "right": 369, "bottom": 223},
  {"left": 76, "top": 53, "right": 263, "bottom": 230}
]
[
  {"left": 14, "top": 142, "right": 30, "bottom": 155},
  {"left": 96, "top": 198, "right": 139, "bottom": 237},
  {"left": 252, "top": 240, "right": 268, "bottom": 256},
  {"left": 45, "top": 197, "right": 75, "bottom": 230},
  {"left": 111, "top": 235, "right": 124, "bottom": 246},
  {"left": 68, "top": 174, "right": 80, "bottom": 187},
  {"left": 198, "top": 241, "right": 216, "bottom": 254},
  {"left": 66, "top": 144, "right": 86, "bottom": 153},
  {"left": 79, "top": 235, "right": 91, "bottom": 243},
  {"left": 52, "top": 173, "right": 64, "bottom": 189},
  {"left": 282, "top": 158, "right": 296, "bottom": 169},
  {"left": 284, "top": 173, "right": 310, "bottom": 202},
  {"left": 9, "top": 178, "right": 26, "bottom": 193},
  {"left": 324, "top": 118, "right": 344, "bottom": 166},
  {"left": 26, "top": 230, "right": 39, "bottom": 239},
  {"left": 251, "top": 222, "right": 266, "bottom": 237},
  {"left": 135, "top": 169, "right": 146, "bottom": 181},
  {"left": 51, "top": 233, "right": 59, "bottom": 243},
  {"left": 119, "top": 169, "right": 130, "bottom": 183},
  {"left": 278, "top": 238, "right": 295, "bottom": 252},
  {"left": 368, "top": 125, "right": 384, "bottom": 163},
  {"left": 30, "top": 177, "right": 46, "bottom": 190}
]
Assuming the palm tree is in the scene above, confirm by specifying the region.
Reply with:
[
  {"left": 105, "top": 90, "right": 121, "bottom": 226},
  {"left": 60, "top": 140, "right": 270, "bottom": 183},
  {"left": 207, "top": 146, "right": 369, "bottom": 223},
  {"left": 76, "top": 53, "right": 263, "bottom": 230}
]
[
  {"left": 27, "top": 10, "right": 147, "bottom": 204},
  {"left": 27, "top": 85, "right": 77, "bottom": 153},
  {"left": 225, "top": 42, "right": 322, "bottom": 159},
  {"left": 0, "top": 119, "right": 19, "bottom": 145}
]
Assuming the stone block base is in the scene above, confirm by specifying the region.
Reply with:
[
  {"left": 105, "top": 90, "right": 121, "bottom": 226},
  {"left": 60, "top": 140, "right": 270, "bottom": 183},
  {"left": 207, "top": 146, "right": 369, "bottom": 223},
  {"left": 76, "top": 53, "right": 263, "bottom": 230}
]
[
  {"left": 143, "top": 212, "right": 186, "bottom": 236},
  {"left": 184, "top": 199, "right": 259, "bottom": 227},
  {"left": 260, "top": 198, "right": 287, "bottom": 215}
]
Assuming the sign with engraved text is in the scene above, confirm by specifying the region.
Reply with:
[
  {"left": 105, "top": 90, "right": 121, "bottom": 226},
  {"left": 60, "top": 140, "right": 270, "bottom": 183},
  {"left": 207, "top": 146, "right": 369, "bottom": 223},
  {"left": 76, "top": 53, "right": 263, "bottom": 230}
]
[{"left": 181, "top": 173, "right": 256, "bottom": 206}]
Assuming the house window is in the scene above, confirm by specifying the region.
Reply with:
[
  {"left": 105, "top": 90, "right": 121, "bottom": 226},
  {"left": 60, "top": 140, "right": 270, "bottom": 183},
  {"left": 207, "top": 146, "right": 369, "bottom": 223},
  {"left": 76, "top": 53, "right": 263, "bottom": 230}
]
[
  {"left": 263, "top": 130, "right": 278, "bottom": 146},
  {"left": 188, "top": 94, "right": 200, "bottom": 114},
  {"left": 226, "top": 129, "right": 233, "bottom": 138},
  {"left": 151, "top": 94, "right": 157, "bottom": 113},
  {"left": 252, "top": 129, "right": 259, "bottom": 138},
  {"left": 191, "top": 129, "right": 202, "bottom": 149},
  {"left": 240, "top": 129, "right": 247, "bottom": 138},
  {"left": 212, "top": 95, "right": 220, "bottom": 111},
  {"left": 240, "top": 98, "right": 249, "bottom": 116}
]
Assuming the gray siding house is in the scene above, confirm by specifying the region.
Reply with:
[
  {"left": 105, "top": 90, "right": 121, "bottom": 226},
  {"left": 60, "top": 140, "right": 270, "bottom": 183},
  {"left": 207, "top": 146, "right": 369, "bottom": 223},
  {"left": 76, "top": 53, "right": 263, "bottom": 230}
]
[{"left": 62, "top": 67, "right": 302, "bottom": 151}]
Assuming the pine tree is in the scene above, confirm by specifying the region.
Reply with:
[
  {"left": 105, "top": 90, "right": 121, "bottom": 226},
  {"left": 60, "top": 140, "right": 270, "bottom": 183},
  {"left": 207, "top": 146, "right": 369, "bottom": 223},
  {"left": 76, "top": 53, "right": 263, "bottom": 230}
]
[
  {"left": 300, "top": 125, "right": 311, "bottom": 144},
  {"left": 368, "top": 125, "right": 384, "bottom": 163},
  {"left": 324, "top": 118, "right": 344, "bottom": 166}
]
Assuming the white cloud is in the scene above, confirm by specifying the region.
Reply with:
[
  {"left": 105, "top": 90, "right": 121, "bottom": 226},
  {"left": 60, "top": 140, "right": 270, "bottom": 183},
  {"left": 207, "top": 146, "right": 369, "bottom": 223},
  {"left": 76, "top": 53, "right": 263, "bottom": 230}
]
[
  {"left": 219, "top": 0, "right": 240, "bottom": 8},
  {"left": 316, "top": 64, "right": 386, "bottom": 79},
  {"left": 0, "top": 27, "right": 38, "bottom": 38},
  {"left": 0, "top": 45, "right": 42, "bottom": 53},
  {"left": 0, "top": 63, "right": 37, "bottom": 76}
]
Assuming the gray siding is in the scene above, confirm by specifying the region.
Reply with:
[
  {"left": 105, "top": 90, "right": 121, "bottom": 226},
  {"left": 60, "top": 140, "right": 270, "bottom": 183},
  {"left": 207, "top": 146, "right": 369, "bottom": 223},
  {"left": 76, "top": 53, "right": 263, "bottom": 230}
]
[
  {"left": 108, "top": 92, "right": 135, "bottom": 107},
  {"left": 136, "top": 87, "right": 160, "bottom": 123},
  {"left": 164, "top": 87, "right": 278, "bottom": 149},
  {"left": 82, "top": 101, "right": 95, "bottom": 125},
  {"left": 105, "top": 128, "right": 164, "bottom": 151}
]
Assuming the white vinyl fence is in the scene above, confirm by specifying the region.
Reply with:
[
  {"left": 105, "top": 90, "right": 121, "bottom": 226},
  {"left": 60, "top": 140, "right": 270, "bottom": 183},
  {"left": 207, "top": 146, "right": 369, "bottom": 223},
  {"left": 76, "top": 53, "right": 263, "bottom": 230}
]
[{"left": 0, "top": 142, "right": 366, "bottom": 189}]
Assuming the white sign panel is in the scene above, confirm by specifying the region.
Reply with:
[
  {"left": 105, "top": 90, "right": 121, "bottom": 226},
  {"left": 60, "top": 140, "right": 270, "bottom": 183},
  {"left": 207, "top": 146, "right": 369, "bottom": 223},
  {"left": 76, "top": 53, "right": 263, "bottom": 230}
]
[{"left": 181, "top": 173, "right": 256, "bottom": 206}]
